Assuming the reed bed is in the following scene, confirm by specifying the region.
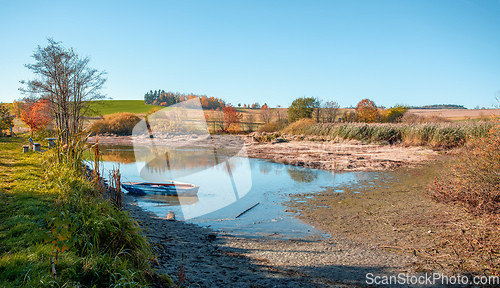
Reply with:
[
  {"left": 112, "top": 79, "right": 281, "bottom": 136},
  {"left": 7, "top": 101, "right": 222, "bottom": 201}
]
[{"left": 282, "top": 119, "right": 496, "bottom": 149}]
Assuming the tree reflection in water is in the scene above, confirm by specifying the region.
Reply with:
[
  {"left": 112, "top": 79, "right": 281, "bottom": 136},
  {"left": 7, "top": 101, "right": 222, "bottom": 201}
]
[{"left": 287, "top": 167, "right": 318, "bottom": 183}]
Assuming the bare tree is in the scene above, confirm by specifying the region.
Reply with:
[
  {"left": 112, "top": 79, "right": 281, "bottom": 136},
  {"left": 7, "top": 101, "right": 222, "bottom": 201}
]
[
  {"left": 20, "top": 38, "right": 106, "bottom": 143},
  {"left": 323, "top": 101, "right": 340, "bottom": 123},
  {"left": 259, "top": 106, "right": 273, "bottom": 124},
  {"left": 275, "top": 105, "right": 285, "bottom": 122},
  {"left": 245, "top": 113, "right": 256, "bottom": 132}
]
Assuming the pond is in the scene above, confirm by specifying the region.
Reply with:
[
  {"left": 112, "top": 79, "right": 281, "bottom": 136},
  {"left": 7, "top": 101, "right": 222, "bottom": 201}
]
[{"left": 92, "top": 144, "right": 374, "bottom": 239}]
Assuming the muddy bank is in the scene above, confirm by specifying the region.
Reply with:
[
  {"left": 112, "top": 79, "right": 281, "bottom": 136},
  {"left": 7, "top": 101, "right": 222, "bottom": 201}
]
[
  {"left": 286, "top": 156, "right": 462, "bottom": 274},
  {"left": 123, "top": 194, "right": 420, "bottom": 287},
  {"left": 89, "top": 134, "right": 437, "bottom": 172}
]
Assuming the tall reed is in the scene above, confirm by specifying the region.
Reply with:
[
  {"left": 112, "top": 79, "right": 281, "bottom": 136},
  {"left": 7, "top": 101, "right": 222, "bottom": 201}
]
[{"left": 282, "top": 121, "right": 496, "bottom": 149}]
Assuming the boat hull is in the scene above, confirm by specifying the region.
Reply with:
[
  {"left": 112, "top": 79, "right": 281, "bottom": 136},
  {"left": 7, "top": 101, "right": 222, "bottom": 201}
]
[{"left": 122, "top": 181, "right": 199, "bottom": 197}]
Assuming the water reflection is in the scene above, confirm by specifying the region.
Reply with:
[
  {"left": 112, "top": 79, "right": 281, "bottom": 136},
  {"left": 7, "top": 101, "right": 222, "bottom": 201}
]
[
  {"left": 94, "top": 145, "right": 372, "bottom": 238},
  {"left": 287, "top": 168, "right": 318, "bottom": 183},
  {"left": 100, "top": 146, "right": 136, "bottom": 164},
  {"left": 139, "top": 194, "right": 200, "bottom": 207}
]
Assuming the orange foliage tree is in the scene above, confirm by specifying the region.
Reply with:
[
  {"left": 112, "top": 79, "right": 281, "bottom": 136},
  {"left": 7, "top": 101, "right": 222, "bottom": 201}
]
[
  {"left": 20, "top": 99, "right": 52, "bottom": 136},
  {"left": 222, "top": 105, "right": 242, "bottom": 132},
  {"left": 355, "top": 99, "right": 379, "bottom": 123}
]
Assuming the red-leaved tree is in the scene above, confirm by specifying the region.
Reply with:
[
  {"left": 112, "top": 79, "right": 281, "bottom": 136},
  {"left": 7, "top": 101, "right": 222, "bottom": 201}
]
[
  {"left": 355, "top": 99, "right": 379, "bottom": 123},
  {"left": 20, "top": 99, "right": 52, "bottom": 136},
  {"left": 222, "top": 105, "right": 242, "bottom": 132}
]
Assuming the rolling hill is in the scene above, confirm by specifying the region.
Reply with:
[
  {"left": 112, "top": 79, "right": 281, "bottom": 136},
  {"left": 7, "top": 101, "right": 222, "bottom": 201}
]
[{"left": 87, "top": 100, "right": 160, "bottom": 115}]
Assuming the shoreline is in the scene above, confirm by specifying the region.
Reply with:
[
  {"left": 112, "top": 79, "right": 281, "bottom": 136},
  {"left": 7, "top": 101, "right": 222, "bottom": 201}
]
[
  {"left": 89, "top": 134, "right": 438, "bottom": 172},
  {"left": 104, "top": 134, "right": 449, "bottom": 286}
]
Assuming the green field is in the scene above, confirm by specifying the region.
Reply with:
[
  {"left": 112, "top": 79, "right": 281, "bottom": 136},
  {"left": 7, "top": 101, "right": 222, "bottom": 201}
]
[{"left": 87, "top": 100, "right": 160, "bottom": 115}]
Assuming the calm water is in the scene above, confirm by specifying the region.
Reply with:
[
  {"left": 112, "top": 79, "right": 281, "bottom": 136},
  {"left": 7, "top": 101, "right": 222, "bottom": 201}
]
[{"left": 93, "top": 145, "right": 373, "bottom": 239}]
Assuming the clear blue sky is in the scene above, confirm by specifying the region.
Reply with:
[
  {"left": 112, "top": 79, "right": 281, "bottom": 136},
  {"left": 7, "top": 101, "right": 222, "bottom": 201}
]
[{"left": 1, "top": 0, "right": 499, "bottom": 108}]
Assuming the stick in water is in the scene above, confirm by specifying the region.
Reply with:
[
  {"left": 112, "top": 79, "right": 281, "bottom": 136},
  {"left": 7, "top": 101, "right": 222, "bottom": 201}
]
[{"left": 235, "top": 202, "right": 260, "bottom": 219}]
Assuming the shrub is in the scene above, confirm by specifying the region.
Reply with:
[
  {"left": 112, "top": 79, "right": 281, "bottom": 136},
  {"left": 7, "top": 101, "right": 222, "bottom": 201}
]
[
  {"left": 258, "top": 120, "right": 288, "bottom": 133},
  {"left": 282, "top": 118, "right": 317, "bottom": 134},
  {"left": 429, "top": 125, "right": 500, "bottom": 215},
  {"left": 90, "top": 113, "right": 141, "bottom": 135},
  {"left": 427, "top": 125, "right": 500, "bottom": 274},
  {"left": 226, "top": 123, "right": 241, "bottom": 134},
  {"left": 385, "top": 105, "right": 409, "bottom": 123}
]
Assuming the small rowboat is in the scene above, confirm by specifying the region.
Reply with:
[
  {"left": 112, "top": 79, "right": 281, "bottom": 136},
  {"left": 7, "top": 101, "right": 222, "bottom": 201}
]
[{"left": 122, "top": 181, "right": 199, "bottom": 197}]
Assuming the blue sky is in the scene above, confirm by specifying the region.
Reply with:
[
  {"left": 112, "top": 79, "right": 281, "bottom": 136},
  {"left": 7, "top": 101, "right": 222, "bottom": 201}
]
[{"left": 1, "top": 0, "right": 499, "bottom": 108}]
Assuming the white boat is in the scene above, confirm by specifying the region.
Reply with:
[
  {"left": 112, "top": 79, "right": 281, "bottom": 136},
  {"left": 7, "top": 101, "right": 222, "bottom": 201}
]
[{"left": 121, "top": 180, "right": 199, "bottom": 197}]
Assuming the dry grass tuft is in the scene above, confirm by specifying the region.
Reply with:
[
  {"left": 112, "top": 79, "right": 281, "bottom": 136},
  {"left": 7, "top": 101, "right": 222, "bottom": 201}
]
[{"left": 90, "top": 112, "right": 141, "bottom": 135}]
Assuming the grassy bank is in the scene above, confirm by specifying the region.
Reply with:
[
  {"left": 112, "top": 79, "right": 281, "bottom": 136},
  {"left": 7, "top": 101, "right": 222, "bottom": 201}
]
[
  {"left": 258, "top": 120, "right": 496, "bottom": 149},
  {"left": 0, "top": 136, "right": 170, "bottom": 287}
]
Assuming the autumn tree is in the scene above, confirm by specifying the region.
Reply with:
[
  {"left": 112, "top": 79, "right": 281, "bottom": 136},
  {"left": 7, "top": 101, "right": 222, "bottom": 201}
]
[
  {"left": 288, "top": 97, "right": 320, "bottom": 123},
  {"left": 385, "top": 104, "right": 409, "bottom": 123},
  {"left": 21, "top": 38, "right": 106, "bottom": 143},
  {"left": 259, "top": 105, "right": 273, "bottom": 124},
  {"left": 355, "top": 99, "right": 379, "bottom": 123},
  {"left": 222, "top": 105, "right": 242, "bottom": 132},
  {"left": 0, "top": 103, "right": 13, "bottom": 136},
  {"left": 10, "top": 100, "right": 23, "bottom": 118},
  {"left": 20, "top": 98, "right": 52, "bottom": 136}
]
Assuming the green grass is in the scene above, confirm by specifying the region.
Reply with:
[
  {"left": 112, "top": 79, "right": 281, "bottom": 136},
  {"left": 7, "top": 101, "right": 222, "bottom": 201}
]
[
  {"left": 87, "top": 100, "right": 161, "bottom": 115},
  {"left": 0, "top": 136, "right": 170, "bottom": 287}
]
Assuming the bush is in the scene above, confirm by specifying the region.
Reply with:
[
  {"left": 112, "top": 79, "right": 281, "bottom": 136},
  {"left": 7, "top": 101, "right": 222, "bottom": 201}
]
[
  {"left": 385, "top": 105, "right": 409, "bottom": 123},
  {"left": 427, "top": 125, "right": 500, "bottom": 274},
  {"left": 429, "top": 125, "right": 500, "bottom": 215},
  {"left": 282, "top": 118, "right": 317, "bottom": 134},
  {"left": 258, "top": 120, "right": 288, "bottom": 133},
  {"left": 90, "top": 113, "right": 141, "bottom": 135}
]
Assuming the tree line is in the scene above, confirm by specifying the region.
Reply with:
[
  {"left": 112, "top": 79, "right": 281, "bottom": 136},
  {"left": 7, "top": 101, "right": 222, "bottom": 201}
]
[{"left": 144, "top": 90, "right": 226, "bottom": 110}]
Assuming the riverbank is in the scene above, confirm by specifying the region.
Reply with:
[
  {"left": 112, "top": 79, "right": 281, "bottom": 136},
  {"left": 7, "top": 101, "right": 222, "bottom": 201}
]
[{"left": 88, "top": 134, "right": 438, "bottom": 172}]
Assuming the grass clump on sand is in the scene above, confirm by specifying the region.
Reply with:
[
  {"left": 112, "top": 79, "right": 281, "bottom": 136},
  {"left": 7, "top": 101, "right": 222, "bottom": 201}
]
[
  {"left": 90, "top": 112, "right": 142, "bottom": 135},
  {"left": 427, "top": 125, "right": 500, "bottom": 274},
  {"left": 0, "top": 136, "right": 171, "bottom": 287}
]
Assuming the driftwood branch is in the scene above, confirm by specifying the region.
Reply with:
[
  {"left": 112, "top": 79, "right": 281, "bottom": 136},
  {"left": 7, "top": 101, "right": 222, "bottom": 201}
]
[{"left": 235, "top": 202, "right": 260, "bottom": 219}]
